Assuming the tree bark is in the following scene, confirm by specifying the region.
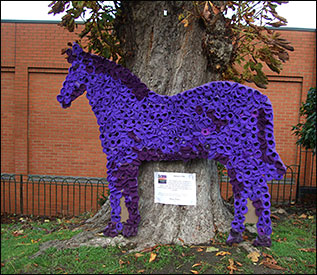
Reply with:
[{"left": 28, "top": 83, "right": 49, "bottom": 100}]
[{"left": 112, "top": 1, "right": 233, "bottom": 247}]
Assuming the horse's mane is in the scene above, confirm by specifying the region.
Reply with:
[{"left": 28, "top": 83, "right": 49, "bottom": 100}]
[{"left": 66, "top": 43, "right": 150, "bottom": 101}]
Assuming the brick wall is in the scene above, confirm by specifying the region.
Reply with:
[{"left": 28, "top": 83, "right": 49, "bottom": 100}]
[{"left": 1, "top": 21, "right": 316, "bottom": 177}]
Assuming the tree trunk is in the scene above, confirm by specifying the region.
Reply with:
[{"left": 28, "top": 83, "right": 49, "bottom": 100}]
[
  {"left": 112, "top": 1, "right": 233, "bottom": 247},
  {"left": 33, "top": 1, "right": 234, "bottom": 256}
]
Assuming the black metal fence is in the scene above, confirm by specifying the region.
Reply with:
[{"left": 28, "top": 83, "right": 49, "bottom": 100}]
[
  {"left": 296, "top": 148, "right": 316, "bottom": 201},
  {"left": 1, "top": 174, "right": 108, "bottom": 217},
  {"left": 1, "top": 164, "right": 302, "bottom": 217},
  {"left": 219, "top": 165, "right": 299, "bottom": 204}
]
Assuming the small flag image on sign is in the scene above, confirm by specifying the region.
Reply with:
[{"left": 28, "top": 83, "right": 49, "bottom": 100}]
[{"left": 158, "top": 174, "right": 167, "bottom": 184}]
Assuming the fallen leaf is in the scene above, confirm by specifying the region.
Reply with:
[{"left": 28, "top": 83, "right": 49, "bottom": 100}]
[
  {"left": 202, "top": 2, "right": 211, "bottom": 20},
  {"left": 192, "top": 263, "right": 202, "bottom": 268},
  {"left": 181, "top": 19, "right": 189, "bottom": 28},
  {"left": 299, "top": 248, "right": 316, "bottom": 253},
  {"left": 1, "top": 263, "right": 5, "bottom": 267},
  {"left": 141, "top": 245, "right": 158, "bottom": 253},
  {"left": 216, "top": 251, "right": 231, "bottom": 257},
  {"left": 190, "top": 270, "right": 199, "bottom": 274},
  {"left": 308, "top": 215, "right": 314, "bottom": 219},
  {"left": 137, "top": 270, "right": 145, "bottom": 273},
  {"left": 206, "top": 246, "right": 219, "bottom": 253},
  {"left": 134, "top": 253, "right": 144, "bottom": 259},
  {"left": 271, "top": 214, "right": 280, "bottom": 220},
  {"left": 209, "top": 2, "right": 220, "bottom": 15},
  {"left": 44, "top": 219, "right": 50, "bottom": 223},
  {"left": 119, "top": 259, "right": 124, "bottom": 266},
  {"left": 12, "top": 230, "right": 24, "bottom": 237},
  {"left": 33, "top": 263, "right": 38, "bottom": 267},
  {"left": 261, "top": 259, "right": 285, "bottom": 270},
  {"left": 102, "top": 265, "right": 106, "bottom": 268},
  {"left": 299, "top": 214, "right": 307, "bottom": 219},
  {"left": 247, "top": 251, "right": 260, "bottom": 263},
  {"left": 227, "top": 259, "right": 238, "bottom": 274},
  {"left": 149, "top": 252, "right": 157, "bottom": 263},
  {"left": 235, "top": 261, "right": 243, "bottom": 267},
  {"left": 197, "top": 247, "right": 204, "bottom": 252},
  {"left": 178, "top": 238, "right": 185, "bottom": 243}
]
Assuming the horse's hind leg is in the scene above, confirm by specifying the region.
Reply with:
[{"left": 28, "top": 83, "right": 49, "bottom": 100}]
[
  {"left": 251, "top": 187, "right": 272, "bottom": 247},
  {"left": 226, "top": 185, "right": 248, "bottom": 245}
]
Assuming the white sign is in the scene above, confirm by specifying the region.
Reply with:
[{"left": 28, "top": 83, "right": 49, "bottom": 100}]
[{"left": 154, "top": 172, "right": 196, "bottom": 206}]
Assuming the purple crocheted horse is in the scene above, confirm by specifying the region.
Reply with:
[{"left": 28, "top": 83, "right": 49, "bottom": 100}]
[{"left": 57, "top": 43, "right": 286, "bottom": 247}]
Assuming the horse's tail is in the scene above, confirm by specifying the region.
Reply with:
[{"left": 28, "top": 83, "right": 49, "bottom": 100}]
[{"left": 256, "top": 92, "right": 286, "bottom": 181}]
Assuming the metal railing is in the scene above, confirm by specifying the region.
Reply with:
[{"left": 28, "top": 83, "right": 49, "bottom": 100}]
[
  {"left": 219, "top": 165, "right": 299, "bottom": 205},
  {"left": 1, "top": 174, "right": 108, "bottom": 217},
  {"left": 296, "top": 148, "right": 316, "bottom": 201},
  {"left": 1, "top": 164, "right": 302, "bottom": 218}
]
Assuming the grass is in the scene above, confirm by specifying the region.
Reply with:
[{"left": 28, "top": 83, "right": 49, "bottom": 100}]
[{"left": 1, "top": 206, "right": 316, "bottom": 274}]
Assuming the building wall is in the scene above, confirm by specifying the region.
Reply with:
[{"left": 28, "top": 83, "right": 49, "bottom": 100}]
[{"left": 1, "top": 21, "right": 316, "bottom": 179}]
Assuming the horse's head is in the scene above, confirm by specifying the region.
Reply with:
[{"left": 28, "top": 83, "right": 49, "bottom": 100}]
[{"left": 57, "top": 43, "right": 91, "bottom": 108}]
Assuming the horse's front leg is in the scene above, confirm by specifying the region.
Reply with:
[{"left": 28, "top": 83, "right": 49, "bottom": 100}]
[
  {"left": 103, "top": 161, "right": 141, "bottom": 238},
  {"left": 103, "top": 171, "right": 124, "bottom": 237}
]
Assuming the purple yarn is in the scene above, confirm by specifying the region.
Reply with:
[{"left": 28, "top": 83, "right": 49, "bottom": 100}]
[{"left": 57, "top": 43, "right": 287, "bottom": 246}]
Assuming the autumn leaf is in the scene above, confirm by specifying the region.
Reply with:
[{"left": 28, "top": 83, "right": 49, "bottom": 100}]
[
  {"left": 197, "top": 247, "right": 204, "bottom": 252},
  {"left": 247, "top": 251, "right": 260, "bottom": 263},
  {"left": 206, "top": 246, "right": 219, "bottom": 253},
  {"left": 12, "top": 230, "right": 24, "bottom": 237},
  {"left": 299, "top": 248, "right": 316, "bottom": 253},
  {"left": 261, "top": 258, "right": 285, "bottom": 270},
  {"left": 149, "top": 252, "right": 157, "bottom": 263},
  {"left": 31, "top": 239, "right": 41, "bottom": 244},
  {"left": 137, "top": 270, "right": 145, "bottom": 273},
  {"left": 209, "top": 2, "right": 220, "bottom": 15},
  {"left": 181, "top": 19, "right": 189, "bottom": 28},
  {"left": 227, "top": 259, "right": 238, "bottom": 274},
  {"left": 192, "top": 263, "right": 202, "bottom": 268},
  {"left": 216, "top": 251, "right": 231, "bottom": 256},
  {"left": 190, "top": 270, "right": 199, "bottom": 274},
  {"left": 135, "top": 253, "right": 144, "bottom": 259},
  {"left": 140, "top": 245, "right": 158, "bottom": 253},
  {"left": 299, "top": 214, "right": 307, "bottom": 219},
  {"left": 119, "top": 259, "right": 125, "bottom": 266},
  {"left": 202, "top": 2, "right": 211, "bottom": 20}
]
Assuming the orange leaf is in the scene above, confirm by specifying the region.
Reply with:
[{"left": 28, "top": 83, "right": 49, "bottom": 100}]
[
  {"left": 216, "top": 251, "right": 231, "bottom": 256},
  {"left": 181, "top": 19, "right": 189, "bottom": 28},
  {"left": 192, "top": 263, "right": 202, "bottom": 268},
  {"left": 134, "top": 253, "right": 144, "bottom": 259},
  {"left": 227, "top": 259, "right": 238, "bottom": 274},
  {"left": 261, "top": 260, "right": 285, "bottom": 270},
  {"left": 299, "top": 248, "right": 316, "bottom": 253},
  {"left": 149, "top": 252, "right": 157, "bottom": 263},
  {"left": 190, "top": 270, "right": 199, "bottom": 274},
  {"left": 247, "top": 251, "right": 260, "bottom": 262}
]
